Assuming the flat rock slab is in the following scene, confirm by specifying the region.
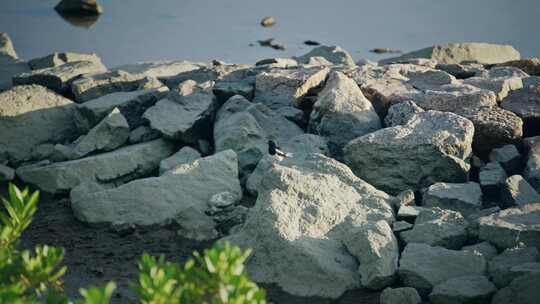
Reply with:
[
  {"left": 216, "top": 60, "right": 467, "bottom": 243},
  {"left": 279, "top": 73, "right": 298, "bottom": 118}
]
[
  {"left": 429, "top": 275, "right": 496, "bottom": 304},
  {"left": 0, "top": 85, "right": 79, "bottom": 164},
  {"left": 16, "top": 139, "right": 175, "bottom": 194},
  {"left": 498, "top": 58, "right": 540, "bottom": 76},
  {"left": 28, "top": 52, "right": 103, "bottom": 70},
  {"left": 423, "top": 182, "right": 482, "bottom": 216},
  {"left": 384, "top": 100, "right": 424, "bottom": 127}
]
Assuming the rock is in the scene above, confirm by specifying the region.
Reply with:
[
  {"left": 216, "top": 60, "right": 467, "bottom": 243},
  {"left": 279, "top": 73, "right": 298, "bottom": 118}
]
[
  {"left": 257, "top": 38, "right": 286, "bottom": 51},
  {"left": 253, "top": 66, "right": 329, "bottom": 110},
  {"left": 282, "top": 134, "right": 330, "bottom": 157},
  {"left": 477, "top": 204, "right": 540, "bottom": 250},
  {"left": 479, "top": 162, "right": 508, "bottom": 199},
  {"left": 415, "top": 83, "right": 497, "bottom": 114},
  {"left": 162, "top": 63, "right": 251, "bottom": 89},
  {"left": 467, "top": 207, "right": 501, "bottom": 239},
  {"left": 176, "top": 208, "right": 219, "bottom": 241},
  {"left": 28, "top": 52, "right": 103, "bottom": 70},
  {"left": 112, "top": 60, "right": 206, "bottom": 79},
  {"left": 295, "top": 45, "right": 355, "bottom": 66},
  {"left": 75, "top": 86, "right": 169, "bottom": 131},
  {"left": 397, "top": 205, "right": 429, "bottom": 222},
  {"left": 489, "top": 145, "right": 523, "bottom": 176},
  {"left": 461, "top": 106, "right": 523, "bottom": 157},
  {"left": 16, "top": 139, "right": 174, "bottom": 194},
  {"left": 498, "top": 58, "right": 540, "bottom": 76},
  {"left": 343, "top": 220, "right": 399, "bottom": 289},
  {"left": 501, "top": 85, "right": 540, "bottom": 135},
  {"left": 255, "top": 58, "right": 298, "bottom": 68},
  {"left": 465, "top": 76, "right": 523, "bottom": 101},
  {"left": 213, "top": 78, "right": 254, "bottom": 104},
  {"left": 393, "top": 221, "right": 413, "bottom": 233},
  {"left": 380, "top": 43, "right": 520, "bottom": 65},
  {"left": 305, "top": 56, "right": 334, "bottom": 66},
  {"left": 491, "top": 272, "right": 540, "bottom": 304},
  {"left": 380, "top": 287, "right": 421, "bottom": 304},
  {"left": 384, "top": 100, "right": 424, "bottom": 127},
  {"left": 143, "top": 81, "right": 217, "bottom": 144},
  {"left": 423, "top": 182, "right": 482, "bottom": 216},
  {"left": 72, "top": 150, "right": 241, "bottom": 228},
  {"left": 344, "top": 111, "right": 474, "bottom": 195},
  {"left": 500, "top": 175, "right": 540, "bottom": 208},
  {"left": 400, "top": 208, "right": 469, "bottom": 249},
  {"left": 0, "top": 55, "right": 30, "bottom": 91},
  {"left": 429, "top": 275, "right": 496, "bottom": 304},
  {"left": 0, "top": 33, "right": 18, "bottom": 59},
  {"left": 50, "top": 144, "right": 77, "bottom": 162},
  {"left": 55, "top": 0, "right": 103, "bottom": 15},
  {"left": 406, "top": 69, "right": 457, "bottom": 90},
  {"left": 461, "top": 242, "right": 498, "bottom": 261},
  {"left": 13, "top": 60, "right": 107, "bottom": 94},
  {"left": 128, "top": 126, "right": 161, "bottom": 144},
  {"left": 0, "top": 85, "right": 79, "bottom": 164},
  {"left": 488, "top": 246, "right": 539, "bottom": 288},
  {"left": 71, "top": 70, "right": 162, "bottom": 103},
  {"left": 72, "top": 108, "right": 130, "bottom": 158},
  {"left": 525, "top": 150, "right": 540, "bottom": 193},
  {"left": 275, "top": 106, "right": 307, "bottom": 127},
  {"left": 159, "top": 146, "right": 201, "bottom": 175},
  {"left": 308, "top": 71, "right": 381, "bottom": 149},
  {"left": 0, "top": 163, "right": 15, "bottom": 181},
  {"left": 436, "top": 62, "right": 486, "bottom": 79},
  {"left": 225, "top": 153, "right": 394, "bottom": 298},
  {"left": 398, "top": 243, "right": 487, "bottom": 295},
  {"left": 260, "top": 16, "right": 275, "bottom": 27}
]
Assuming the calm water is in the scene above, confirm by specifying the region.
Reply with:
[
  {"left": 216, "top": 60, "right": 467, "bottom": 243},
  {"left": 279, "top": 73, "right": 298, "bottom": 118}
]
[{"left": 1, "top": 0, "right": 539, "bottom": 67}]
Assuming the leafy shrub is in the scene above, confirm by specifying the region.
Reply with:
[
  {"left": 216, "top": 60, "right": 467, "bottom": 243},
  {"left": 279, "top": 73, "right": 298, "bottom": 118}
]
[{"left": 0, "top": 183, "right": 265, "bottom": 304}]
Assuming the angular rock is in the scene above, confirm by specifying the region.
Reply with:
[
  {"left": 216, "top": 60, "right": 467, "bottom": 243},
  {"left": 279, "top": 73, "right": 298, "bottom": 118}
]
[
  {"left": 308, "top": 71, "right": 381, "bottom": 149},
  {"left": 491, "top": 273, "right": 540, "bottom": 304},
  {"left": 0, "top": 55, "right": 30, "bottom": 91},
  {"left": 501, "top": 85, "right": 540, "bottom": 136},
  {"left": 213, "top": 78, "right": 254, "bottom": 104},
  {"left": 253, "top": 66, "right": 329, "bottom": 110},
  {"left": 489, "top": 144, "right": 523, "bottom": 175},
  {"left": 464, "top": 73, "right": 523, "bottom": 101},
  {"left": 72, "top": 108, "right": 130, "bottom": 157},
  {"left": 436, "top": 62, "right": 486, "bottom": 79},
  {"left": 501, "top": 175, "right": 540, "bottom": 208},
  {"left": 498, "top": 58, "right": 540, "bottom": 76},
  {"left": 295, "top": 45, "right": 355, "bottom": 66},
  {"left": 461, "top": 242, "right": 498, "bottom": 261},
  {"left": 55, "top": 0, "right": 103, "bottom": 15},
  {"left": 380, "top": 43, "right": 520, "bottom": 65},
  {"left": 400, "top": 208, "right": 469, "bottom": 249},
  {"left": 380, "top": 287, "right": 421, "bottom": 304},
  {"left": 128, "top": 126, "right": 161, "bottom": 144},
  {"left": 479, "top": 162, "right": 507, "bottom": 199},
  {"left": 415, "top": 83, "right": 497, "bottom": 114},
  {"left": 72, "top": 150, "right": 241, "bottom": 227},
  {"left": 488, "top": 246, "right": 539, "bottom": 287},
  {"left": 225, "top": 153, "right": 395, "bottom": 298},
  {"left": 0, "top": 85, "right": 79, "bottom": 164},
  {"left": 159, "top": 146, "right": 201, "bottom": 175},
  {"left": 16, "top": 139, "right": 174, "bottom": 194},
  {"left": 111, "top": 60, "right": 206, "bottom": 79},
  {"left": 397, "top": 205, "right": 429, "bottom": 222},
  {"left": 423, "top": 182, "right": 482, "bottom": 216},
  {"left": 13, "top": 60, "right": 107, "bottom": 94},
  {"left": 75, "top": 86, "right": 169, "bottom": 131},
  {"left": 398, "top": 243, "right": 487, "bottom": 295},
  {"left": 344, "top": 111, "right": 474, "bottom": 194},
  {"left": 477, "top": 204, "right": 540, "bottom": 250},
  {"left": 143, "top": 80, "right": 217, "bottom": 143},
  {"left": 525, "top": 151, "right": 540, "bottom": 193},
  {"left": 71, "top": 70, "right": 162, "bottom": 103},
  {"left": 396, "top": 189, "right": 416, "bottom": 209},
  {"left": 28, "top": 52, "right": 103, "bottom": 70},
  {"left": 0, "top": 163, "right": 15, "bottom": 181},
  {"left": 0, "top": 32, "right": 18, "bottom": 59},
  {"left": 429, "top": 275, "right": 496, "bottom": 304},
  {"left": 384, "top": 100, "right": 424, "bottom": 127}
]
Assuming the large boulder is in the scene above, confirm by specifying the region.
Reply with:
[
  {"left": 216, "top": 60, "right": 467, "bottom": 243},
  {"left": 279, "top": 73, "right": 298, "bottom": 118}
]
[
  {"left": 28, "top": 52, "right": 103, "bottom": 70},
  {"left": 253, "top": 66, "right": 329, "bottom": 110},
  {"left": 308, "top": 71, "right": 381, "bottom": 150},
  {"left": 488, "top": 247, "right": 539, "bottom": 288},
  {"left": 497, "top": 58, "right": 540, "bottom": 76},
  {"left": 143, "top": 80, "right": 217, "bottom": 144},
  {"left": 489, "top": 144, "right": 523, "bottom": 175},
  {"left": 16, "top": 139, "right": 174, "bottom": 194},
  {"left": 429, "top": 275, "right": 496, "bottom": 304},
  {"left": 422, "top": 182, "right": 482, "bottom": 216},
  {"left": 398, "top": 243, "right": 487, "bottom": 295},
  {"left": 477, "top": 204, "right": 540, "bottom": 250},
  {"left": 380, "top": 43, "right": 520, "bottom": 65},
  {"left": 75, "top": 86, "right": 169, "bottom": 131},
  {"left": 224, "top": 153, "right": 395, "bottom": 298},
  {"left": 71, "top": 70, "right": 162, "bottom": 103},
  {"left": 501, "top": 85, "right": 540, "bottom": 135},
  {"left": 344, "top": 111, "right": 474, "bottom": 195},
  {"left": 384, "top": 100, "right": 424, "bottom": 127},
  {"left": 71, "top": 150, "right": 241, "bottom": 228},
  {"left": 500, "top": 175, "right": 540, "bottom": 208},
  {"left": 0, "top": 85, "right": 79, "bottom": 164},
  {"left": 414, "top": 83, "right": 497, "bottom": 114},
  {"left": 13, "top": 60, "right": 107, "bottom": 94},
  {"left": 491, "top": 273, "right": 540, "bottom": 304},
  {"left": 294, "top": 45, "right": 355, "bottom": 66}
]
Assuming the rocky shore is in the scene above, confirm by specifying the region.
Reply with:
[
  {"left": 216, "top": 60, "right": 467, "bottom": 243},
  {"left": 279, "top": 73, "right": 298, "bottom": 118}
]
[{"left": 1, "top": 31, "right": 540, "bottom": 303}]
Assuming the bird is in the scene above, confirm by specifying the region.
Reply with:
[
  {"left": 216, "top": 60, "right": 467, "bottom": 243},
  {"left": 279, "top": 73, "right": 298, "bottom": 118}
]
[{"left": 268, "top": 140, "right": 288, "bottom": 158}]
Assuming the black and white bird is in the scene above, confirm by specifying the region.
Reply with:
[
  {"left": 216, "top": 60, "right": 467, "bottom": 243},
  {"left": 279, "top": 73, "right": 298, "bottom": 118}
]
[{"left": 268, "top": 140, "right": 288, "bottom": 158}]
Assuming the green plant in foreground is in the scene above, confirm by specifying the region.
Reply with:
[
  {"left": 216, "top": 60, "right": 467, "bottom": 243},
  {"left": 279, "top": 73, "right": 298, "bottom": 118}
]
[{"left": 0, "top": 183, "right": 265, "bottom": 303}]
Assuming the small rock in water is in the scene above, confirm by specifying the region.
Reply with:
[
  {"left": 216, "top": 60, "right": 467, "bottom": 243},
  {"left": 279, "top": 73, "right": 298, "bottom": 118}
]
[
  {"left": 370, "top": 48, "right": 403, "bottom": 54},
  {"left": 55, "top": 0, "right": 103, "bottom": 16},
  {"left": 257, "top": 38, "right": 286, "bottom": 50},
  {"left": 260, "top": 16, "right": 276, "bottom": 27},
  {"left": 304, "top": 40, "right": 321, "bottom": 46}
]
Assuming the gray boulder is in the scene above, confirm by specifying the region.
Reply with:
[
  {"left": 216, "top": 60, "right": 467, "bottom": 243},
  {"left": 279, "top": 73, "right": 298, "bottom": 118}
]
[
  {"left": 75, "top": 86, "right": 169, "bottom": 131},
  {"left": 112, "top": 60, "right": 206, "bottom": 79},
  {"left": 16, "top": 139, "right": 174, "bottom": 194},
  {"left": 71, "top": 150, "right": 241, "bottom": 229},
  {"left": 308, "top": 71, "right": 381, "bottom": 149},
  {"left": 398, "top": 243, "right": 487, "bottom": 295},
  {"left": 28, "top": 52, "right": 103, "bottom": 70},
  {"left": 159, "top": 146, "right": 201, "bottom": 175},
  {"left": 128, "top": 126, "right": 161, "bottom": 144},
  {"left": 295, "top": 45, "right": 355, "bottom": 66},
  {"left": 13, "top": 60, "right": 107, "bottom": 94},
  {"left": 143, "top": 80, "right": 216, "bottom": 144},
  {"left": 479, "top": 162, "right": 507, "bottom": 199},
  {"left": 380, "top": 43, "right": 520, "bottom": 65},
  {"left": 225, "top": 153, "right": 394, "bottom": 298},
  {"left": 282, "top": 134, "right": 330, "bottom": 157},
  {"left": 423, "top": 182, "right": 482, "bottom": 216},
  {"left": 477, "top": 204, "right": 540, "bottom": 250},
  {"left": 400, "top": 208, "right": 469, "bottom": 249},
  {"left": 491, "top": 273, "right": 540, "bottom": 304},
  {"left": 489, "top": 144, "right": 523, "bottom": 175},
  {"left": 525, "top": 152, "right": 540, "bottom": 193},
  {"left": 501, "top": 175, "right": 540, "bottom": 208},
  {"left": 465, "top": 76, "right": 523, "bottom": 101},
  {"left": 344, "top": 111, "right": 474, "bottom": 195},
  {"left": 414, "top": 83, "right": 497, "bottom": 114},
  {"left": 384, "top": 100, "right": 424, "bottom": 127},
  {"left": 380, "top": 287, "right": 421, "bottom": 304},
  {"left": 501, "top": 85, "right": 540, "bottom": 133},
  {"left": 429, "top": 275, "right": 496, "bottom": 304},
  {"left": 488, "top": 246, "right": 539, "bottom": 287},
  {"left": 0, "top": 85, "right": 79, "bottom": 164},
  {"left": 497, "top": 58, "right": 540, "bottom": 76},
  {"left": 461, "top": 242, "right": 498, "bottom": 261},
  {"left": 72, "top": 108, "right": 130, "bottom": 158}
]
